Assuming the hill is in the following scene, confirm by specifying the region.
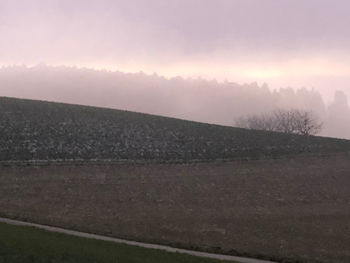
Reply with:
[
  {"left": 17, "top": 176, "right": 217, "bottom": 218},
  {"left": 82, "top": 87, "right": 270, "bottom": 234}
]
[
  {"left": 0, "top": 65, "right": 327, "bottom": 128},
  {"left": 0, "top": 97, "right": 349, "bottom": 162}
]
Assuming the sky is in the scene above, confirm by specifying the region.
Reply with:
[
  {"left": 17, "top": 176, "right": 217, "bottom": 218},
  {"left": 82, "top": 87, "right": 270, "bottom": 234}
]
[{"left": 1, "top": 0, "right": 350, "bottom": 102}]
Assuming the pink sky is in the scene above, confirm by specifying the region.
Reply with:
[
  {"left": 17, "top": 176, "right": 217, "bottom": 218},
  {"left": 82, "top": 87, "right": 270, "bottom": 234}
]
[{"left": 1, "top": 0, "right": 350, "bottom": 102}]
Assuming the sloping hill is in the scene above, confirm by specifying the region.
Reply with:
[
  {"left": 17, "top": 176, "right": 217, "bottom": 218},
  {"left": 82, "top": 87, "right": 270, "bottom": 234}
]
[{"left": 0, "top": 97, "right": 349, "bottom": 162}]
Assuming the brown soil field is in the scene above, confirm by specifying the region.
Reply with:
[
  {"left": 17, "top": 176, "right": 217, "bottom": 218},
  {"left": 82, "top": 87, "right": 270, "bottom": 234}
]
[{"left": 0, "top": 153, "right": 349, "bottom": 263}]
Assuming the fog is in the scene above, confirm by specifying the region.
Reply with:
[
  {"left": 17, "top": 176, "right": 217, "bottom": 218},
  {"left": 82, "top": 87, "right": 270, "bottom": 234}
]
[
  {"left": 1, "top": 1, "right": 350, "bottom": 87},
  {"left": 0, "top": 0, "right": 349, "bottom": 138},
  {"left": 1, "top": 65, "right": 349, "bottom": 139}
]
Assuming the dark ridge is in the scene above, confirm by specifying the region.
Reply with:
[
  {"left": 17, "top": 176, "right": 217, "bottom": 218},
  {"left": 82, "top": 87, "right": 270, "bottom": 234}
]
[{"left": 0, "top": 96, "right": 349, "bottom": 162}]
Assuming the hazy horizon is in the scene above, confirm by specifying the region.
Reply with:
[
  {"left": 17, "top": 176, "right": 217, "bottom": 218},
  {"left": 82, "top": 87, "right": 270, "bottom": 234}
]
[
  {"left": 1, "top": 0, "right": 350, "bottom": 138},
  {"left": 1, "top": 64, "right": 349, "bottom": 139},
  {"left": 0, "top": 63, "right": 348, "bottom": 105},
  {"left": 1, "top": 0, "right": 350, "bottom": 103}
]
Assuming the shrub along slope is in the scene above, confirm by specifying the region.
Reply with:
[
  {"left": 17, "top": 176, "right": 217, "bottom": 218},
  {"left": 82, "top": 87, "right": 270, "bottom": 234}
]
[{"left": 0, "top": 96, "right": 349, "bottom": 161}]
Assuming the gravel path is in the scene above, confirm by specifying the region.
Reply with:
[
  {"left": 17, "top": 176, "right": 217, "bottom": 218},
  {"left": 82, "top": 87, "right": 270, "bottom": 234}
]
[{"left": 0, "top": 217, "right": 277, "bottom": 263}]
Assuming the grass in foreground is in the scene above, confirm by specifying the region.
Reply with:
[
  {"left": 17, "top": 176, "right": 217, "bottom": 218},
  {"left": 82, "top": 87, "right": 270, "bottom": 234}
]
[{"left": 0, "top": 222, "right": 235, "bottom": 263}]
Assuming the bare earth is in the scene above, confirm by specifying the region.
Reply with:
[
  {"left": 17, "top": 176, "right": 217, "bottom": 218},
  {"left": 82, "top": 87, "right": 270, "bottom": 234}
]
[{"left": 0, "top": 153, "right": 349, "bottom": 263}]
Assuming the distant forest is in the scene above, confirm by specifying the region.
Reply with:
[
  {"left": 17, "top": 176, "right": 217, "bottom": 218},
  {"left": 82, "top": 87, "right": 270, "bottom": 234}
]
[{"left": 0, "top": 65, "right": 349, "bottom": 139}]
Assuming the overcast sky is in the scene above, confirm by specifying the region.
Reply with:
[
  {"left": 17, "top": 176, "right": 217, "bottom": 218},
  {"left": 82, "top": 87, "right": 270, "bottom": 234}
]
[{"left": 1, "top": 0, "right": 350, "bottom": 101}]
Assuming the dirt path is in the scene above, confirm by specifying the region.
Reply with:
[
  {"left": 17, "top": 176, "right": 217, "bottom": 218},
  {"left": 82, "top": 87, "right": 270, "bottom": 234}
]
[{"left": 0, "top": 217, "right": 276, "bottom": 263}]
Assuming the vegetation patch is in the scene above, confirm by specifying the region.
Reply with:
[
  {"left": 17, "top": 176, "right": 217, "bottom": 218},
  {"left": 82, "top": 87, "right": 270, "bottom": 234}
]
[{"left": 0, "top": 222, "right": 234, "bottom": 263}]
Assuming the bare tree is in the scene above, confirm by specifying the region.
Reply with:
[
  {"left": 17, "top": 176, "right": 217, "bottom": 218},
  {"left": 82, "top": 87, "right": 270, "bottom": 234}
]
[
  {"left": 273, "top": 109, "right": 296, "bottom": 134},
  {"left": 292, "top": 110, "right": 323, "bottom": 135},
  {"left": 235, "top": 114, "right": 276, "bottom": 131},
  {"left": 235, "top": 109, "right": 323, "bottom": 135}
]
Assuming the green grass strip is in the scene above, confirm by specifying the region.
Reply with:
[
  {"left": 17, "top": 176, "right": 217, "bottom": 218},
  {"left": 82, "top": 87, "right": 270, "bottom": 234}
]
[{"left": 0, "top": 222, "right": 235, "bottom": 263}]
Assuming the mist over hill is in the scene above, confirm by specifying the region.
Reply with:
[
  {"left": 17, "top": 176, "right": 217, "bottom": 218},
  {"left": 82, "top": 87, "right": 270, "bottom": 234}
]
[{"left": 0, "top": 65, "right": 349, "bottom": 139}]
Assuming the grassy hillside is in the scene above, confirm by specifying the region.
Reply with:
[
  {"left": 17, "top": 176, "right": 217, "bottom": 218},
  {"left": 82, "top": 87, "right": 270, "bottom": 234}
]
[
  {"left": 0, "top": 222, "right": 233, "bottom": 263},
  {"left": 0, "top": 96, "right": 349, "bottom": 162}
]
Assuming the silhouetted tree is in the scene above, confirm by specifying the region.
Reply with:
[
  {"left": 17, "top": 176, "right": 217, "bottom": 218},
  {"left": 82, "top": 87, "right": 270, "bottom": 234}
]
[{"left": 235, "top": 109, "right": 323, "bottom": 135}]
